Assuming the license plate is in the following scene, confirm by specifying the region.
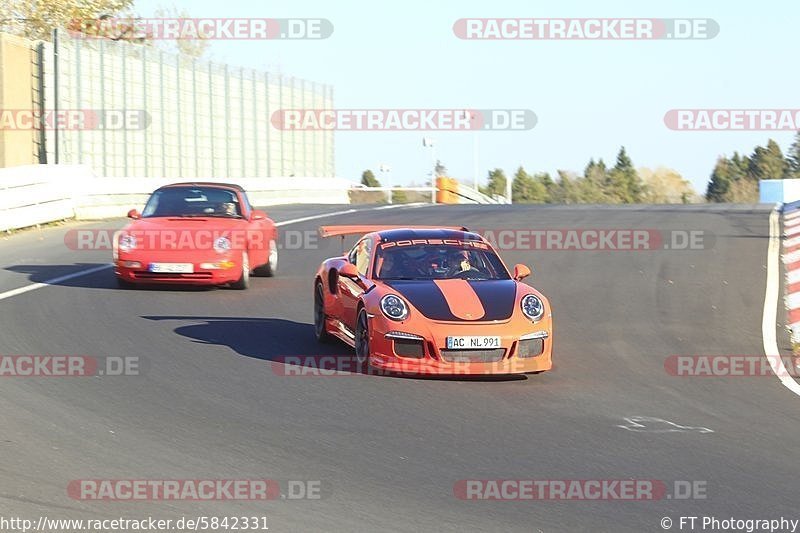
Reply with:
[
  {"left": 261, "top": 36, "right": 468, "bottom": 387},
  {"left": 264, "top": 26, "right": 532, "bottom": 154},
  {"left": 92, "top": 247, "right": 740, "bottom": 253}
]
[
  {"left": 446, "top": 336, "right": 501, "bottom": 349},
  {"left": 148, "top": 262, "right": 194, "bottom": 273}
]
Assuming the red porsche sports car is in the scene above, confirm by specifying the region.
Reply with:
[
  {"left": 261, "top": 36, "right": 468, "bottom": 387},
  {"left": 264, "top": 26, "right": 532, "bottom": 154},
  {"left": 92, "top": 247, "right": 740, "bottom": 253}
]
[
  {"left": 313, "top": 225, "right": 552, "bottom": 375},
  {"left": 113, "top": 182, "right": 278, "bottom": 289}
]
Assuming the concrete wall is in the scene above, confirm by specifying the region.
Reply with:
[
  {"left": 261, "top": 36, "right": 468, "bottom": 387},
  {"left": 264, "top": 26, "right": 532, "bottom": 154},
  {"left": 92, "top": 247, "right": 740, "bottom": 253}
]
[
  {"left": 0, "top": 164, "right": 353, "bottom": 232},
  {"left": 0, "top": 33, "right": 38, "bottom": 168}
]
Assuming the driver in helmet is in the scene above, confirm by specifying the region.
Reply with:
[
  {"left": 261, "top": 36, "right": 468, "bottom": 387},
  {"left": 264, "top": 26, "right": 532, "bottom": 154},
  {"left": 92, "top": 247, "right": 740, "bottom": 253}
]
[{"left": 448, "top": 249, "right": 479, "bottom": 277}]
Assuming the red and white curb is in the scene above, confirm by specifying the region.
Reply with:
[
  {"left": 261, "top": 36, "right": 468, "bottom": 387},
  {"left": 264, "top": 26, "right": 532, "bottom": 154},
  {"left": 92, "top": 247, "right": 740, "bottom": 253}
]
[{"left": 783, "top": 208, "right": 800, "bottom": 351}]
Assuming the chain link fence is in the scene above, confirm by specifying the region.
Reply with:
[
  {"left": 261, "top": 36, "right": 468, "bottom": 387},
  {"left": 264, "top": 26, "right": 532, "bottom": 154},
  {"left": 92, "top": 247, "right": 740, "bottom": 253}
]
[{"left": 38, "top": 30, "right": 334, "bottom": 178}]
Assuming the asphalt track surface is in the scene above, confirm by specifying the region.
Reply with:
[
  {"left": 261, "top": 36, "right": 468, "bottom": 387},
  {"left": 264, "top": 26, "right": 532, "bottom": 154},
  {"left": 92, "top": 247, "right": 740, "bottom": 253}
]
[{"left": 0, "top": 203, "right": 796, "bottom": 533}]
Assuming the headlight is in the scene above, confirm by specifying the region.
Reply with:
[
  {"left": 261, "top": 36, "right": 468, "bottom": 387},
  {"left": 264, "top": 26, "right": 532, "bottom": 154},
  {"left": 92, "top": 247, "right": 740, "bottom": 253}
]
[
  {"left": 380, "top": 294, "right": 409, "bottom": 321},
  {"left": 520, "top": 294, "right": 544, "bottom": 321},
  {"left": 213, "top": 236, "right": 231, "bottom": 254},
  {"left": 118, "top": 234, "right": 136, "bottom": 252}
]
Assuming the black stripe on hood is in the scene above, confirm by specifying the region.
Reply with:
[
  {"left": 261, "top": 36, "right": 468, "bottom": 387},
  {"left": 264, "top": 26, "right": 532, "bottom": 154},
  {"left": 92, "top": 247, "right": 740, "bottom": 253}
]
[
  {"left": 468, "top": 280, "right": 516, "bottom": 321},
  {"left": 384, "top": 281, "right": 457, "bottom": 321},
  {"left": 384, "top": 280, "right": 516, "bottom": 322}
]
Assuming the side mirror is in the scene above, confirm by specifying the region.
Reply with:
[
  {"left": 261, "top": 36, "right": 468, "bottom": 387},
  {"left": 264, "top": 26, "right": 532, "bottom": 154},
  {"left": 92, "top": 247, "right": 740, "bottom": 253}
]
[
  {"left": 339, "top": 262, "right": 360, "bottom": 279},
  {"left": 250, "top": 209, "right": 267, "bottom": 221},
  {"left": 513, "top": 264, "right": 531, "bottom": 281},
  {"left": 127, "top": 209, "right": 140, "bottom": 219}
]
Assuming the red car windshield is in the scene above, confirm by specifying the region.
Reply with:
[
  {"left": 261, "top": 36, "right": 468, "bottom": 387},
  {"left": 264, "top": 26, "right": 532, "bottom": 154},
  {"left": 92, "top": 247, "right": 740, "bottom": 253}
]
[
  {"left": 141, "top": 187, "right": 243, "bottom": 218},
  {"left": 374, "top": 243, "right": 510, "bottom": 281}
]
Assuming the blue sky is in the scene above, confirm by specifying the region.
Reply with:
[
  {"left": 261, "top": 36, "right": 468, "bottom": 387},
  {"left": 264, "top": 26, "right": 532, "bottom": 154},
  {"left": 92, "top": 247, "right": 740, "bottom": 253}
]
[{"left": 132, "top": 0, "right": 799, "bottom": 193}]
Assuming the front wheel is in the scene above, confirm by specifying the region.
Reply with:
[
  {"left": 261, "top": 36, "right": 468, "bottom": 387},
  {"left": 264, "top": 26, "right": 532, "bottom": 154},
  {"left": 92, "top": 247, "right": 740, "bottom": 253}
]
[
  {"left": 314, "top": 282, "right": 332, "bottom": 343},
  {"left": 253, "top": 239, "right": 277, "bottom": 277},
  {"left": 355, "top": 308, "right": 371, "bottom": 371},
  {"left": 230, "top": 251, "right": 250, "bottom": 290}
]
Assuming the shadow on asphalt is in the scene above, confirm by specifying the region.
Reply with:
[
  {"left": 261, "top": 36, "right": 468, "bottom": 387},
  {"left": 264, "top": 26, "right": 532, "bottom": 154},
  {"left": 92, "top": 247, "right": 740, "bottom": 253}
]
[
  {"left": 5, "top": 264, "right": 215, "bottom": 291},
  {"left": 141, "top": 315, "right": 527, "bottom": 382}
]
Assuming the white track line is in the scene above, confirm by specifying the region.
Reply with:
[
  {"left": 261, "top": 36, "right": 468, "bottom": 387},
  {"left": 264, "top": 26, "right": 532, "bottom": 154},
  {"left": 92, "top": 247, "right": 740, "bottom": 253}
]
[
  {"left": 0, "top": 263, "right": 113, "bottom": 302},
  {"left": 763, "top": 207, "right": 800, "bottom": 397},
  {"left": 0, "top": 203, "right": 429, "bottom": 302}
]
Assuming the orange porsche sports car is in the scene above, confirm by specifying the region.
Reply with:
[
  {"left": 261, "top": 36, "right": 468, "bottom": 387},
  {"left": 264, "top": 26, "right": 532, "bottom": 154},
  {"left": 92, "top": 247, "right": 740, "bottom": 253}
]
[{"left": 313, "top": 226, "right": 552, "bottom": 375}]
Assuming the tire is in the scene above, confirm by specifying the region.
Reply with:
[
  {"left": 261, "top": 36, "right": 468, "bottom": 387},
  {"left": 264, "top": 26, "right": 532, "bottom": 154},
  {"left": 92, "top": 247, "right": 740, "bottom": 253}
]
[
  {"left": 253, "top": 239, "right": 277, "bottom": 277},
  {"left": 314, "top": 281, "right": 333, "bottom": 343},
  {"left": 230, "top": 251, "right": 250, "bottom": 290},
  {"left": 355, "top": 308, "right": 371, "bottom": 371}
]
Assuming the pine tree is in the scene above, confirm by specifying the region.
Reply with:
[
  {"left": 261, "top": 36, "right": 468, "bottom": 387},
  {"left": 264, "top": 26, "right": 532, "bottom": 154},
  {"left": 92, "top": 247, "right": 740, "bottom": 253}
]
[
  {"left": 748, "top": 139, "right": 788, "bottom": 180},
  {"left": 361, "top": 169, "right": 380, "bottom": 187},
  {"left": 706, "top": 157, "right": 733, "bottom": 202},
  {"left": 607, "top": 147, "right": 644, "bottom": 203},
  {"left": 479, "top": 168, "right": 507, "bottom": 198},
  {"left": 511, "top": 166, "right": 547, "bottom": 203},
  {"left": 787, "top": 132, "right": 800, "bottom": 179}
]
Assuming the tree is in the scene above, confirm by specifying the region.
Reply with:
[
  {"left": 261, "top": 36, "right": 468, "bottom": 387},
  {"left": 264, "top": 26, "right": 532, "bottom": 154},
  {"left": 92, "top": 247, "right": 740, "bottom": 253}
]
[
  {"left": 639, "top": 167, "right": 697, "bottom": 203},
  {"left": 361, "top": 169, "right": 380, "bottom": 187},
  {"left": 606, "top": 146, "right": 644, "bottom": 203},
  {"left": 480, "top": 168, "right": 507, "bottom": 198},
  {"left": 706, "top": 157, "right": 734, "bottom": 202},
  {"left": 787, "top": 132, "right": 800, "bottom": 179},
  {"left": 511, "top": 166, "right": 547, "bottom": 203},
  {"left": 584, "top": 158, "right": 607, "bottom": 185},
  {"left": 1, "top": 0, "right": 135, "bottom": 41},
  {"left": 153, "top": 6, "right": 210, "bottom": 58},
  {"left": 434, "top": 160, "right": 448, "bottom": 177},
  {"left": 748, "top": 139, "right": 788, "bottom": 181}
]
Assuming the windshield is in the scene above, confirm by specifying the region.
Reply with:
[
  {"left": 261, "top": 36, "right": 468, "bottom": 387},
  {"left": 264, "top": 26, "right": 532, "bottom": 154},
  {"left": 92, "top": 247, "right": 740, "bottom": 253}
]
[
  {"left": 374, "top": 242, "right": 510, "bottom": 281},
  {"left": 141, "top": 187, "right": 243, "bottom": 218}
]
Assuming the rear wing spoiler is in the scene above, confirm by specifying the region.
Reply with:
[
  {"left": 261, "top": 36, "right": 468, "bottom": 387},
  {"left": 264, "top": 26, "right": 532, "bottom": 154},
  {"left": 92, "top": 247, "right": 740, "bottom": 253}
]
[{"left": 318, "top": 225, "right": 469, "bottom": 238}]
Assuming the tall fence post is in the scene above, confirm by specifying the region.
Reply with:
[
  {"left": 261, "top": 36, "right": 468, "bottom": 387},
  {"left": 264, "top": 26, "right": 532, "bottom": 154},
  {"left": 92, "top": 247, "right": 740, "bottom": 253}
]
[
  {"left": 176, "top": 56, "right": 182, "bottom": 177},
  {"left": 52, "top": 28, "right": 59, "bottom": 164},
  {"left": 265, "top": 72, "right": 271, "bottom": 177},
  {"left": 35, "top": 42, "right": 47, "bottom": 163},
  {"left": 208, "top": 63, "right": 215, "bottom": 177},
  {"left": 122, "top": 41, "right": 128, "bottom": 176},
  {"left": 239, "top": 67, "right": 246, "bottom": 177},
  {"left": 251, "top": 69, "right": 258, "bottom": 177},
  {"left": 224, "top": 64, "right": 230, "bottom": 177},
  {"left": 192, "top": 58, "right": 198, "bottom": 176},
  {"left": 75, "top": 36, "right": 81, "bottom": 164},
  {"left": 159, "top": 50, "right": 166, "bottom": 177},
  {"left": 142, "top": 47, "right": 148, "bottom": 176},
  {"left": 99, "top": 38, "right": 106, "bottom": 174}
]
